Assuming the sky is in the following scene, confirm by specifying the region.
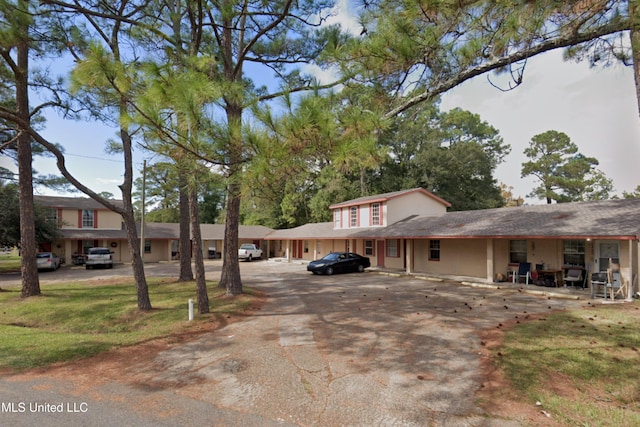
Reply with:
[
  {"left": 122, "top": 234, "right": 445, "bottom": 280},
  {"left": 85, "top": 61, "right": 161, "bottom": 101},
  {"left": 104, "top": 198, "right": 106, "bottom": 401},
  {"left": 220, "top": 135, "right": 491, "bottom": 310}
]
[
  {"left": 2, "top": 2, "right": 639, "bottom": 206},
  {"left": 440, "top": 49, "right": 640, "bottom": 204}
]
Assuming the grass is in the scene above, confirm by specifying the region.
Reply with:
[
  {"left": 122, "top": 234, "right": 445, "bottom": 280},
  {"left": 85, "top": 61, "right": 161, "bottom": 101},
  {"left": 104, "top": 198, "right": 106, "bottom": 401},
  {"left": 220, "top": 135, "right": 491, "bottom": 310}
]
[
  {"left": 495, "top": 302, "right": 640, "bottom": 426},
  {"left": 0, "top": 251, "right": 21, "bottom": 272},
  {"left": 0, "top": 278, "right": 259, "bottom": 371}
]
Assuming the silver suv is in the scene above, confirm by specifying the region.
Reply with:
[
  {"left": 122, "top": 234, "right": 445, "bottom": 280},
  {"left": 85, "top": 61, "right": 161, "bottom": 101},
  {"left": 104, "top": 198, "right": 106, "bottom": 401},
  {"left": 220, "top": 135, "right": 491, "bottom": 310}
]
[{"left": 85, "top": 247, "right": 113, "bottom": 269}]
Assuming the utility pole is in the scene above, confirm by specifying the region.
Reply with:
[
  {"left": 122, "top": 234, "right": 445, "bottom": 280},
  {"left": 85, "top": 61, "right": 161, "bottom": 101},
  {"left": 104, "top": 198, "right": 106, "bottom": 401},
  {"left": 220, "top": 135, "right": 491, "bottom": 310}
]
[{"left": 139, "top": 160, "right": 146, "bottom": 262}]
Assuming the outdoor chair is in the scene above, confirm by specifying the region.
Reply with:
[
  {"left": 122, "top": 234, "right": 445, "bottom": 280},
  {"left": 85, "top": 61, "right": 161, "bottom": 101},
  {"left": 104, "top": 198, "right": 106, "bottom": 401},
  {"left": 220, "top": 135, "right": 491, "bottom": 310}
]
[
  {"left": 607, "top": 269, "right": 626, "bottom": 300},
  {"left": 590, "top": 272, "right": 607, "bottom": 298},
  {"left": 564, "top": 269, "right": 583, "bottom": 288},
  {"left": 512, "top": 262, "right": 531, "bottom": 285}
]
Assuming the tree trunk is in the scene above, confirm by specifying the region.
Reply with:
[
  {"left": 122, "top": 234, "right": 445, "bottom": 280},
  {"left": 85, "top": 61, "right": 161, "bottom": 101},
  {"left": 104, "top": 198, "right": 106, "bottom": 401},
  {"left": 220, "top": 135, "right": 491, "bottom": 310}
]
[
  {"left": 118, "top": 127, "right": 152, "bottom": 311},
  {"left": 218, "top": 14, "right": 243, "bottom": 296},
  {"left": 178, "top": 166, "right": 193, "bottom": 281},
  {"left": 122, "top": 211, "right": 151, "bottom": 310},
  {"left": 188, "top": 186, "right": 209, "bottom": 313},
  {"left": 220, "top": 184, "right": 242, "bottom": 296},
  {"left": 16, "top": 27, "right": 40, "bottom": 298}
]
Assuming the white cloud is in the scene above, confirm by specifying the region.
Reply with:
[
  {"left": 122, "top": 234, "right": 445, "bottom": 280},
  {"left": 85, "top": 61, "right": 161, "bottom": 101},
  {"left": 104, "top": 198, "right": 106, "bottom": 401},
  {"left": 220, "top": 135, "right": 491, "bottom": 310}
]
[{"left": 325, "top": 0, "right": 362, "bottom": 36}]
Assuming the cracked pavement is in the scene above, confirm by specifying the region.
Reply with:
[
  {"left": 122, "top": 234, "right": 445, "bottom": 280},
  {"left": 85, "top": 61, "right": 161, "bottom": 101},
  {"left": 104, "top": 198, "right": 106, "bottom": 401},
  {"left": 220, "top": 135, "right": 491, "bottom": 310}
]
[{"left": 0, "top": 260, "right": 588, "bottom": 426}]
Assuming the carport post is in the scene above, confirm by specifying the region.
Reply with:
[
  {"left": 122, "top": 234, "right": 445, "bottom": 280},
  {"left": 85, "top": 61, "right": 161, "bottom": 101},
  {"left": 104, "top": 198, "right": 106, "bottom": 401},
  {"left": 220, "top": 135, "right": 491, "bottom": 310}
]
[{"left": 188, "top": 299, "right": 194, "bottom": 321}]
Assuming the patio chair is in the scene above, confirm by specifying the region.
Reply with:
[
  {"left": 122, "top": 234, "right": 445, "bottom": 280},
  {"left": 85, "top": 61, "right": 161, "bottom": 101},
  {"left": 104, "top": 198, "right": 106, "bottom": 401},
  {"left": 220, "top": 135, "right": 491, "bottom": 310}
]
[
  {"left": 512, "top": 262, "right": 531, "bottom": 285},
  {"left": 564, "top": 269, "right": 583, "bottom": 288},
  {"left": 590, "top": 272, "right": 607, "bottom": 299}
]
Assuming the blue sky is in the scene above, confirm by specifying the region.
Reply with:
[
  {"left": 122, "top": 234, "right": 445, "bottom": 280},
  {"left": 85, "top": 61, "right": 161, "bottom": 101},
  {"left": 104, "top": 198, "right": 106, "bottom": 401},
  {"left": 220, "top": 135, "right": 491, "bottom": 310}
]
[{"left": 2, "top": 2, "right": 639, "bottom": 205}]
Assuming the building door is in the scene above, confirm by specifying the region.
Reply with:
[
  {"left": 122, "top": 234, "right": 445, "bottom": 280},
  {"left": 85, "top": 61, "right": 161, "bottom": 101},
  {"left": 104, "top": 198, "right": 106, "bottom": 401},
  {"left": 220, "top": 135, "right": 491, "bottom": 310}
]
[
  {"left": 293, "top": 240, "right": 303, "bottom": 258},
  {"left": 595, "top": 241, "right": 620, "bottom": 272},
  {"left": 376, "top": 240, "right": 385, "bottom": 267}
]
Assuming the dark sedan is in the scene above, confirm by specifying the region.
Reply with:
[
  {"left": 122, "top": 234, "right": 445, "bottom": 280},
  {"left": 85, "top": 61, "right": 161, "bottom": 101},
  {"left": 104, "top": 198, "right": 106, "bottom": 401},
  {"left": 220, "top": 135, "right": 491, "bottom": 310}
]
[{"left": 307, "top": 252, "right": 371, "bottom": 275}]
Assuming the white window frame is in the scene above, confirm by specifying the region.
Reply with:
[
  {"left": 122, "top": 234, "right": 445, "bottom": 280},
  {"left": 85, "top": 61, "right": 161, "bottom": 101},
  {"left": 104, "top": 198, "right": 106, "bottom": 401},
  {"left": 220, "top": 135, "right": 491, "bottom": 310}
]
[
  {"left": 371, "top": 203, "right": 380, "bottom": 226},
  {"left": 364, "top": 240, "right": 374, "bottom": 256},
  {"left": 82, "top": 210, "right": 94, "bottom": 228},
  {"left": 350, "top": 206, "right": 358, "bottom": 227},
  {"left": 387, "top": 239, "right": 398, "bottom": 257}
]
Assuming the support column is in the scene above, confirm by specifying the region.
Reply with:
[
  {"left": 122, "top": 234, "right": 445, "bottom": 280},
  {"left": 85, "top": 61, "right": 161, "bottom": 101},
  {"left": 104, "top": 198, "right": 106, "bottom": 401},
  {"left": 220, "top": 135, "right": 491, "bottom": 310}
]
[
  {"left": 629, "top": 240, "right": 635, "bottom": 300},
  {"left": 405, "top": 239, "right": 413, "bottom": 274},
  {"left": 285, "top": 240, "right": 291, "bottom": 262},
  {"left": 486, "top": 239, "right": 495, "bottom": 283}
]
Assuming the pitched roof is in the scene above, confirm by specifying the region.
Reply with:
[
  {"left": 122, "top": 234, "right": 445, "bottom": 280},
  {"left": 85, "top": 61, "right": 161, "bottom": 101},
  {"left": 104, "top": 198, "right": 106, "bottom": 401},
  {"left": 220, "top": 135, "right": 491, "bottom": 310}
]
[
  {"left": 265, "top": 222, "right": 356, "bottom": 240},
  {"left": 58, "top": 222, "right": 273, "bottom": 240},
  {"left": 329, "top": 188, "right": 451, "bottom": 209},
  {"left": 34, "top": 195, "right": 125, "bottom": 210},
  {"left": 349, "top": 198, "right": 640, "bottom": 240}
]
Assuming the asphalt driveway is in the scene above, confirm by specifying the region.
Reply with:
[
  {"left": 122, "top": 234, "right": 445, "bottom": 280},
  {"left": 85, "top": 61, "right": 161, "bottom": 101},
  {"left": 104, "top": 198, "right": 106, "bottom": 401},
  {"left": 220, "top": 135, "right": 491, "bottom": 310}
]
[{"left": 0, "top": 260, "right": 588, "bottom": 426}]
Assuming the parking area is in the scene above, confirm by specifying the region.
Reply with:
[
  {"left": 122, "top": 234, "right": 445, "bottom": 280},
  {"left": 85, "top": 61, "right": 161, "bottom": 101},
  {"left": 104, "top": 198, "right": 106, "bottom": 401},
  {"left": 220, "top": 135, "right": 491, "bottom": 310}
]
[{"left": 2, "top": 260, "right": 589, "bottom": 426}]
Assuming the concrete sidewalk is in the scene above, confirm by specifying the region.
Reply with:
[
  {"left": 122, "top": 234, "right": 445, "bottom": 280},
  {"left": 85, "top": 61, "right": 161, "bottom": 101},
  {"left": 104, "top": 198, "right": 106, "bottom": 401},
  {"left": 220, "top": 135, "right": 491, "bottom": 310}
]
[{"left": 1, "top": 261, "right": 589, "bottom": 426}]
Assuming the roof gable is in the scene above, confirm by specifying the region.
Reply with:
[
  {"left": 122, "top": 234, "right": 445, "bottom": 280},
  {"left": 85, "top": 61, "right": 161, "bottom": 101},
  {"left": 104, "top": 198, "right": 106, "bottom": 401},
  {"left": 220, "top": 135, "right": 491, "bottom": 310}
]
[{"left": 329, "top": 188, "right": 451, "bottom": 209}]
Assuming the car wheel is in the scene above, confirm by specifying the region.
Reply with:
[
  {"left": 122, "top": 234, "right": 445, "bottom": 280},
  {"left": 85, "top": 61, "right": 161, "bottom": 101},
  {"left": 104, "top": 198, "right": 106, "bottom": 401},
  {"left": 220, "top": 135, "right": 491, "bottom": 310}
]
[
  {"left": 357, "top": 264, "right": 364, "bottom": 273},
  {"left": 85, "top": 265, "right": 90, "bottom": 270},
  {"left": 326, "top": 267, "right": 334, "bottom": 275},
  {"left": 248, "top": 254, "right": 252, "bottom": 262}
]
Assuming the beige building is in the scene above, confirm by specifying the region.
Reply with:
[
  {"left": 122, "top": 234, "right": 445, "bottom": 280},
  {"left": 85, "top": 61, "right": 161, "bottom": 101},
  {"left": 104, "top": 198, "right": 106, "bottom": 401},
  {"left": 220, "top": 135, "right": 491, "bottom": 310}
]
[
  {"left": 35, "top": 190, "right": 640, "bottom": 300},
  {"left": 34, "top": 196, "right": 272, "bottom": 264},
  {"left": 265, "top": 188, "right": 640, "bottom": 300}
]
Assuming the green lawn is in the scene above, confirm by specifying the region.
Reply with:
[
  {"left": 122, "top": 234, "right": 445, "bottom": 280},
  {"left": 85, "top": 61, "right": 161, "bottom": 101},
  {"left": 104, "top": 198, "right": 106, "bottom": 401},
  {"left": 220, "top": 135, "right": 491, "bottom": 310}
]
[
  {"left": 0, "top": 279, "right": 258, "bottom": 371},
  {"left": 492, "top": 302, "right": 640, "bottom": 426},
  {"left": 0, "top": 251, "right": 21, "bottom": 272}
]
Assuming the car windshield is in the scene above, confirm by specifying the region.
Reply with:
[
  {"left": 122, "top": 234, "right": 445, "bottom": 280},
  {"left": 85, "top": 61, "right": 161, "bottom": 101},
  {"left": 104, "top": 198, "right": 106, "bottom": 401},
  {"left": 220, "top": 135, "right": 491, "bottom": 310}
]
[
  {"left": 321, "top": 253, "right": 341, "bottom": 261},
  {"left": 89, "top": 248, "right": 110, "bottom": 255},
  {"left": 240, "top": 244, "right": 254, "bottom": 249},
  {"left": 37, "top": 253, "right": 52, "bottom": 258}
]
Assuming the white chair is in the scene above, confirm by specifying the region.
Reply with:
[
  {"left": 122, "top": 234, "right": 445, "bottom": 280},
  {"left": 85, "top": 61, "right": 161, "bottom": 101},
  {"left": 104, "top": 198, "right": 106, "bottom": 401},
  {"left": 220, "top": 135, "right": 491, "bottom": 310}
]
[{"left": 564, "top": 269, "right": 583, "bottom": 288}]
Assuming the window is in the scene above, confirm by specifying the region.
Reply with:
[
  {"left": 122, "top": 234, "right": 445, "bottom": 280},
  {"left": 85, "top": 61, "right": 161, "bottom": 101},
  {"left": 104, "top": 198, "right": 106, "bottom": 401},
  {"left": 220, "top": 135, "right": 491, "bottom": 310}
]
[
  {"left": 371, "top": 203, "right": 380, "bottom": 226},
  {"left": 304, "top": 240, "right": 309, "bottom": 253},
  {"left": 429, "top": 240, "right": 441, "bottom": 261},
  {"left": 45, "top": 208, "right": 58, "bottom": 223},
  {"left": 82, "top": 210, "right": 95, "bottom": 228},
  {"left": 509, "top": 240, "right": 527, "bottom": 264},
  {"left": 144, "top": 240, "right": 151, "bottom": 253},
  {"left": 334, "top": 209, "right": 341, "bottom": 228},
  {"left": 350, "top": 206, "right": 358, "bottom": 227},
  {"left": 364, "top": 240, "right": 374, "bottom": 256},
  {"left": 387, "top": 239, "right": 399, "bottom": 257},
  {"left": 563, "top": 240, "right": 585, "bottom": 266}
]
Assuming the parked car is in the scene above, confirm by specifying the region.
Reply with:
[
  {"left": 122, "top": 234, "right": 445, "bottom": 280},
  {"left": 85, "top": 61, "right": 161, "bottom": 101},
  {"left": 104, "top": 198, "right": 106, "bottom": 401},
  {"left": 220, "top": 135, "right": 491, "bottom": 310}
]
[
  {"left": 85, "top": 247, "right": 113, "bottom": 269},
  {"left": 307, "top": 252, "right": 371, "bottom": 275},
  {"left": 36, "top": 252, "right": 60, "bottom": 271},
  {"left": 238, "top": 243, "right": 263, "bottom": 261}
]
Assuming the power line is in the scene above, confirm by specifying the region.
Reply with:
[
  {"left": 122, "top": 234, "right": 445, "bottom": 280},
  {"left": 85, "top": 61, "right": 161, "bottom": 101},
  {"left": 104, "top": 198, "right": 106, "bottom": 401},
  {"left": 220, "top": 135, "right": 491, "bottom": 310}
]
[{"left": 63, "top": 152, "right": 123, "bottom": 163}]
